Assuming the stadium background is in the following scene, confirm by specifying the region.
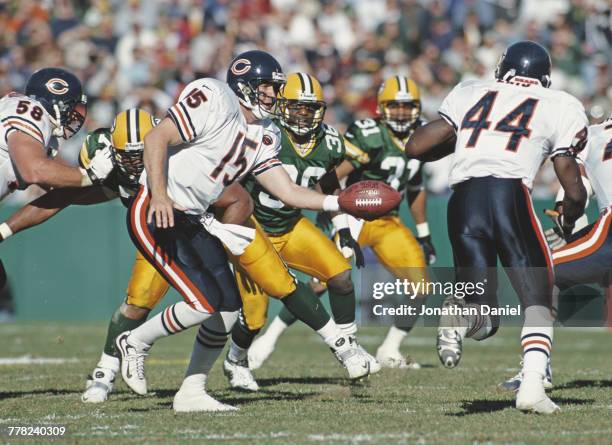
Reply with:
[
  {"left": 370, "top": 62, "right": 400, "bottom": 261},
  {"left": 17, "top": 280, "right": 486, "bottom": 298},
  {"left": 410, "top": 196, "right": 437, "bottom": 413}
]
[{"left": 0, "top": 0, "right": 610, "bottom": 321}]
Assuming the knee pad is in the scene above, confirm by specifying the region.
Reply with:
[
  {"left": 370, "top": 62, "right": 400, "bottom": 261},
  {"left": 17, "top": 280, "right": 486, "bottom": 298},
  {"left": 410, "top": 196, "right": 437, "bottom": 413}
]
[{"left": 120, "top": 303, "right": 150, "bottom": 320}]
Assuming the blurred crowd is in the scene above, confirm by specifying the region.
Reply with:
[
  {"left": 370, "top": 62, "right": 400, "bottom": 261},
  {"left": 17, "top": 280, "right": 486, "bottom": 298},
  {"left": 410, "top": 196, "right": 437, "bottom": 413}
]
[{"left": 1, "top": 0, "right": 610, "bottom": 198}]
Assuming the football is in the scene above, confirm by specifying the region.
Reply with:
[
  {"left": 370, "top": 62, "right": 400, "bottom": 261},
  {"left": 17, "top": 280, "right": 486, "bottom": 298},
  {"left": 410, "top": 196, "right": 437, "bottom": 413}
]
[{"left": 338, "top": 180, "right": 401, "bottom": 220}]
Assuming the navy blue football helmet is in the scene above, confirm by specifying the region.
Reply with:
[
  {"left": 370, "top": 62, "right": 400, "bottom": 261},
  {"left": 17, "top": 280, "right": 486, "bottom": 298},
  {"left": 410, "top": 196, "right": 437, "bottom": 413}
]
[
  {"left": 495, "top": 41, "right": 552, "bottom": 88},
  {"left": 226, "top": 50, "right": 286, "bottom": 119},
  {"left": 25, "top": 67, "right": 87, "bottom": 138}
]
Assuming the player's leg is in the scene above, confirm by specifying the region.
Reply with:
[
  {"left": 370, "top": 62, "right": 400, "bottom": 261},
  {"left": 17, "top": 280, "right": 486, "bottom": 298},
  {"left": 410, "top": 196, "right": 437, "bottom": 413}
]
[
  {"left": 120, "top": 187, "right": 241, "bottom": 394},
  {"left": 361, "top": 217, "right": 428, "bottom": 369},
  {"left": 271, "top": 217, "right": 379, "bottom": 372},
  {"left": 496, "top": 182, "right": 559, "bottom": 414},
  {"left": 441, "top": 182, "right": 499, "bottom": 368},
  {"left": 173, "top": 310, "right": 238, "bottom": 412},
  {"left": 229, "top": 219, "right": 370, "bottom": 379},
  {"left": 82, "top": 251, "right": 169, "bottom": 403}
]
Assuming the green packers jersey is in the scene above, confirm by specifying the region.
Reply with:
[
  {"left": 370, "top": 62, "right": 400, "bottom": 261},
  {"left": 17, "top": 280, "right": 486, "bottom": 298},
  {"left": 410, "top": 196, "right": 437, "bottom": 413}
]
[
  {"left": 244, "top": 122, "right": 346, "bottom": 234},
  {"left": 344, "top": 118, "right": 424, "bottom": 215},
  {"left": 78, "top": 128, "right": 137, "bottom": 206}
]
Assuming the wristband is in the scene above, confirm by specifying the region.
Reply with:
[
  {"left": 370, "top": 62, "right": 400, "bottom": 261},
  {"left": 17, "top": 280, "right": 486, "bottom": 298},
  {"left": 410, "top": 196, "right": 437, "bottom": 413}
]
[
  {"left": 80, "top": 168, "right": 93, "bottom": 187},
  {"left": 416, "top": 222, "right": 430, "bottom": 238},
  {"left": 331, "top": 214, "right": 349, "bottom": 230},
  {"left": 322, "top": 195, "right": 340, "bottom": 212},
  {"left": 0, "top": 222, "right": 13, "bottom": 241}
]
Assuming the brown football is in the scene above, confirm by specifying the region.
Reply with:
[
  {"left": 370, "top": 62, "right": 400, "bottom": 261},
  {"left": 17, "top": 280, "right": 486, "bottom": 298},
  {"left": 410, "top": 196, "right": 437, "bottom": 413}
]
[{"left": 338, "top": 180, "right": 401, "bottom": 220}]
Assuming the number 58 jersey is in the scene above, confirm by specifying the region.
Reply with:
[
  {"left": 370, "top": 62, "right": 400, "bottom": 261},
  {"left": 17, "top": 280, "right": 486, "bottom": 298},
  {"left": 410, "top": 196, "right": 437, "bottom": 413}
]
[{"left": 439, "top": 78, "right": 588, "bottom": 189}]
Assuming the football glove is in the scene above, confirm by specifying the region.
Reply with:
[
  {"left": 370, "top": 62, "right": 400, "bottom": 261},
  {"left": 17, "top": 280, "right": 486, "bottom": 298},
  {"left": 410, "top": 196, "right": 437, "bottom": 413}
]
[
  {"left": 417, "top": 235, "right": 436, "bottom": 265},
  {"left": 335, "top": 228, "right": 365, "bottom": 268},
  {"left": 85, "top": 146, "right": 114, "bottom": 185},
  {"left": 543, "top": 208, "right": 573, "bottom": 250},
  {"left": 315, "top": 211, "right": 333, "bottom": 232}
]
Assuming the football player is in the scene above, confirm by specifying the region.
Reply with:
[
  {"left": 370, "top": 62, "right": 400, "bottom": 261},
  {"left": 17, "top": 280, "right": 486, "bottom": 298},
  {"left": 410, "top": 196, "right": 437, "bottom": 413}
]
[
  {"left": 0, "top": 67, "right": 112, "bottom": 203},
  {"left": 117, "top": 51, "right": 383, "bottom": 412},
  {"left": 0, "top": 108, "right": 254, "bottom": 404},
  {"left": 500, "top": 115, "right": 611, "bottom": 392},
  {"left": 222, "top": 72, "right": 379, "bottom": 392},
  {"left": 405, "top": 41, "right": 588, "bottom": 414},
  {"left": 250, "top": 75, "right": 435, "bottom": 370}
]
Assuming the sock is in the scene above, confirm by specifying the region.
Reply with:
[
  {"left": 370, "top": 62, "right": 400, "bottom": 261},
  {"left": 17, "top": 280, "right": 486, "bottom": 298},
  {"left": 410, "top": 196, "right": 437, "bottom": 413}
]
[
  {"left": 230, "top": 310, "right": 259, "bottom": 349},
  {"left": 278, "top": 306, "right": 298, "bottom": 326},
  {"left": 380, "top": 325, "right": 407, "bottom": 351},
  {"left": 521, "top": 305, "right": 553, "bottom": 378},
  {"left": 227, "top": 339, "right": 248, "bottom": 363},
  {"left": 96, "top": 352, "right": 119, "bottom": 373},
  {"left": 465, "top": 304, "right": 494, "bottom": 340},
  {"left": 328, "top": 287, "right": 356, "bottom": 329},
  {"left": 393, "top": 297, "right": 425, "bottom": 335},
  {"left": 316, "top": 318, "right": 344, "bottom": 348},
  {"left": 281, "top": 281, "right": 330, "bottom": 331},
  {"left": 103, "top": 307, "right": 147, "bottom": 357},
  {"left": 262, "top": 314, "right": 289, "bottom": 345},
  {"left": 185, "top": 311, "right": 236, "bottom": 377},
  {"left": 180, "top": 373, "right": 207, "bottom": 392},
  {"left": 130, "top": 301, "right": 211, "bottom": 346}
]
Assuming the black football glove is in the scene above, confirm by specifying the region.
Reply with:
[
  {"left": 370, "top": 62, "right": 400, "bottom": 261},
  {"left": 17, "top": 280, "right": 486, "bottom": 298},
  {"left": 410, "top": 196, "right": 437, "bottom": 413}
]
[
  {"left": 335, "top": 228, "right": 365, "bottom": 268},
  {"left": 417, "top": 235, "right": 436, "bottom": 265},
  {"left": 316, "top": 211, "right": 333, "bottom": 232},
  {"left": 543, "top": 208, "right": 574, "bottom": 250}
]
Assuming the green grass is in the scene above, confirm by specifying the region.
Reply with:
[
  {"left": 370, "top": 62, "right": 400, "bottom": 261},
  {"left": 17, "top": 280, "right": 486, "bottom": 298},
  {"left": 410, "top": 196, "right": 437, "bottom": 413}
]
[{"left": 1, "top": 322, "right": 611, "bottom": 445}]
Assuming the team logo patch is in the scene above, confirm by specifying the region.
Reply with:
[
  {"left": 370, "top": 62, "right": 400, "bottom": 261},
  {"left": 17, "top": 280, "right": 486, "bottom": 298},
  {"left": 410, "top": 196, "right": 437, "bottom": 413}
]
[
  {"left": 45, "top": 78, "right": 69, "bottom": 95},
  {"left": 231, "top": 59, "right": 251, "bottom": 76},
  {"left": 262, "top": 134, "right": 273, "bottom": 146}
]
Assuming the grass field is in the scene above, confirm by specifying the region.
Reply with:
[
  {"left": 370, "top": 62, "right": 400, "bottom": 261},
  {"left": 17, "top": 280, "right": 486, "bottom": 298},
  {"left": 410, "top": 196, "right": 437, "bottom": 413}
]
[{"left": 1, "top": 322, "right": 612, "bottom": 445}]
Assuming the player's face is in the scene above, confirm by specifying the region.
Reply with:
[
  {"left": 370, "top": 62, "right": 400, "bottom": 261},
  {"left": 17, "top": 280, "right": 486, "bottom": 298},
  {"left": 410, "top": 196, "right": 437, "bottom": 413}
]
[
  {"left": 256, "top": 82, "right": 279, "bottom": 111},
  {"left": 385, "top": 101, "right": 418, "bottom": 122}
]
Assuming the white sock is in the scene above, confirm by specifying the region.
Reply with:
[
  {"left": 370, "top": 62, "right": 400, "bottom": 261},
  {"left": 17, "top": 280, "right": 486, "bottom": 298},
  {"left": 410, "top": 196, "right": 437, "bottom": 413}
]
[
  {"left": 97, "top": 352, "right": 119, "bottom": 373},
  {"left": 338, "top": 322, "right": 357, "bottom": 337},
  {"left": 521, "top": 305, "right": 553, "bottom": 378},
  {"left": 227, "top": 339, "right": 248, "bottom": 362},
  {"left": 185, "top": 311, "right": 236, "bottom": 377},
  {"left": 131, "top": 301, "right": 211, "bottom": 346},
  {"left": 381, "top": 325, "right": 407, "bottom": 351},
  {"left": 180, "top": 373, "right": 207, "bottom": 392},
  {"left": 316, "top": 318, "right": 344, "bottom": 348},
  {"left": 261, "top": 316, "right": 288, "bottom": 345}
]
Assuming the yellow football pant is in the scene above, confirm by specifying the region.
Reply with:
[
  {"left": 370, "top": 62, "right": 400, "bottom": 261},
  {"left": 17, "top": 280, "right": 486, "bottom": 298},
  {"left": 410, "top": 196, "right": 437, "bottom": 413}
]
[
  {"left": 358, "top": 216, "right": 427, "bottom": 283},
  {"left": 235, "top": 216, "right": 351, "bottom": 330},
  {"left": 125, "top": 250, "right": 170, "bottom": 309}
]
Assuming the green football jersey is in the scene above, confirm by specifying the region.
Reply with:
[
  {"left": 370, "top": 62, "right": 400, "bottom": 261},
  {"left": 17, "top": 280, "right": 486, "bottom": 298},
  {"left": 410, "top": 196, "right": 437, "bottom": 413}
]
[
  {"left": 344, "top": 118, "right": 424, "bottom": 215},
  {"left": 78, "top": 128, "right": 137, "bottom": 206},
  {"left": 244, "top": 122, "right": 346, "bottom": 234}
]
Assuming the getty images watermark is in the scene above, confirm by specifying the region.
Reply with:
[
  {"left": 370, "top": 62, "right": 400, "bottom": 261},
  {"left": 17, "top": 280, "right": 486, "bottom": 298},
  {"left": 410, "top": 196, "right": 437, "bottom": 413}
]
[{"left": 370, "top": 278, "right": 520, "bottom": 317}]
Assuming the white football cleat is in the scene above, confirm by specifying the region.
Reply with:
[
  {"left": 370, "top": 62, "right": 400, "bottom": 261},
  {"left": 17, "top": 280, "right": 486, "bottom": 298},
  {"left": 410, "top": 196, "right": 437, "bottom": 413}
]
[
  {"left": 498, "top": 357, "right": 553, "bottom": 392},
  {"left": 352, "top": 340, "right": 381, "bottom": 374},
  {"left": 516, "top": 372, "right": 560, "bottom": 414},
  {"left": 248, "top": 335, "right": 276, "bottom": 370},
  {"left": 331, "top": 335, "right": 370, "bottom": 380},
  {"left": 223, "top": 358, "right": 259, "bottom": 392},
  {"left": 82, "top": 367, "right": 116, "bottom": 403},
  {"left": 174, "top": 374, "right": 238, "bottom": 412},
  {"left": 375, "top": 347, "right": 421, "bottom": 370},
  {"left": 436, "top": 297, "right": 468, "bottom": 369},
  {"left": 115, "top": 331, "right": 150, "bottom": 395}
]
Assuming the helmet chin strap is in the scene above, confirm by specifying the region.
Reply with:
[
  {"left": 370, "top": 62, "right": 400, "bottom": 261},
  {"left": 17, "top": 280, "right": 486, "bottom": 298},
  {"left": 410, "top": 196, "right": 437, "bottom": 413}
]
[{"left": 50, "top": 104, "right": 65, "bottom": 138}]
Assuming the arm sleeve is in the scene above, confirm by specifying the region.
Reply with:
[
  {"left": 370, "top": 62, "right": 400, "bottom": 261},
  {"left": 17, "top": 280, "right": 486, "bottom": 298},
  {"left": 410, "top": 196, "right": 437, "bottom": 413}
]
[
  {"left": 252, "top": 127, "right": 283, "bottom": 176},
  {"left": 405, "top": 161, "right": 424, "bottom": 192},
  {"left": 550, "top": 96, "right": 589, "bottom": 159}
]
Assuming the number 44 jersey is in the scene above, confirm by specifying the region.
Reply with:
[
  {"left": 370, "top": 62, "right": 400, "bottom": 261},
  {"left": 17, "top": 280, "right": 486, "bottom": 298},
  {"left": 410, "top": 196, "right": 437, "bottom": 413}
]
[
  {"left": 244, "top": 123, "right": 346, "bottom": 234},
  {"left": 439, "top": 77, "right": 588, "bottom": 188}
]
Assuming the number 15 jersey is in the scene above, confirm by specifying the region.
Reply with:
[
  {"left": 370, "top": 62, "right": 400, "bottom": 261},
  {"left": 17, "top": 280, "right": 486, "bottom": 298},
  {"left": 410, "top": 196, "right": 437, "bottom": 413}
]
[{"left": 438, "top": 78, "right": 588, "bottom": 189}]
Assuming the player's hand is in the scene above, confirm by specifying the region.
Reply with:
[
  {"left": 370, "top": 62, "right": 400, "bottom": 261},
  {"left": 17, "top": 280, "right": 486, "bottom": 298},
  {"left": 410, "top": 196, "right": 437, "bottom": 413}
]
[
  {"left": 148, "top": 193, "right": 177, "bottom": 228},
  {"left": 86, "top": 146, "right": 114, "bottom": 184},
  {"left": 335, "top": 228, "right": 365, "bottom": 268},
  {"left": 315, "top": 211, "right": 333, "bottom": 232},
  {"left": 544, "top": 208, "right": 573, "bottom": 250},
  {"left": 417, "top": 235, "right": 437, "bottom": 265}
]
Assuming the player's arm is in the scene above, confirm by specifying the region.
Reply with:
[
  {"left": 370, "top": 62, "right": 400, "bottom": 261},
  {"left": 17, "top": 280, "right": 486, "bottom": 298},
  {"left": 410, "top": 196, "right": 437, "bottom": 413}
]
[
  {"left": 143, "top": 117, "right": 184, "bottom": 228},
  {"left": 8, "top": 132, "right": 112, "bottom": 189},
  {"left": 255, "top": 165, "right": 339, "bottom": 212},
  {"left": 212, "top": 182, "right": 253, "bottom": 225},
  {"left": 406, "top": 165, "right": 436, "bottom": 264},
  {"left": 0, "top": 186, "right": 115, "bottom": 241},
  {"left": 552, "top": 155, "right": 587, "bottom": 233},
  {"left": 405, "top": 119, "right": 456, "bottom": 161}
]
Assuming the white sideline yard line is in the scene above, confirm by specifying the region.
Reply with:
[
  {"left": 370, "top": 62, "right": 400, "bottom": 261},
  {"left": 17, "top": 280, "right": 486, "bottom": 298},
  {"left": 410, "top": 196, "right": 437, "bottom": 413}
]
[{"left": 0, "top": 355, "right": 80, "bottom": 365}]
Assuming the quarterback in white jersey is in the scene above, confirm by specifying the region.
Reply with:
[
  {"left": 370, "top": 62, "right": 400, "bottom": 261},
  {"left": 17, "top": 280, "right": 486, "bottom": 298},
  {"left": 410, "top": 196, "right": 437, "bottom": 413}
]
[
  {"left": 119, "top": 50, "right": 372, "bottom": 413},
  {"left": 406, "top": 41, "right": 588, "bottom": 414},
  {"left": 0, "top": 68, "right": 113, "bottom": 205}
]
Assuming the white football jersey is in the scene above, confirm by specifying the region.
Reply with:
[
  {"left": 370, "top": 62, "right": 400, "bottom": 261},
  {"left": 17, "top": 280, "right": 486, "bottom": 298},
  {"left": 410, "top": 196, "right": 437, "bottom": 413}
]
[
  {"left": 579, "top": 119, "right": 612, "bottom": 212},
  {"left": 439, "top": 78, "right": 588, "bottom": 188},
  {"left": 0, "top": 93, "right": 53, "bottom": 200},
  {"left": 140, "top": 78, "right": 281, "bottom": 214}
]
